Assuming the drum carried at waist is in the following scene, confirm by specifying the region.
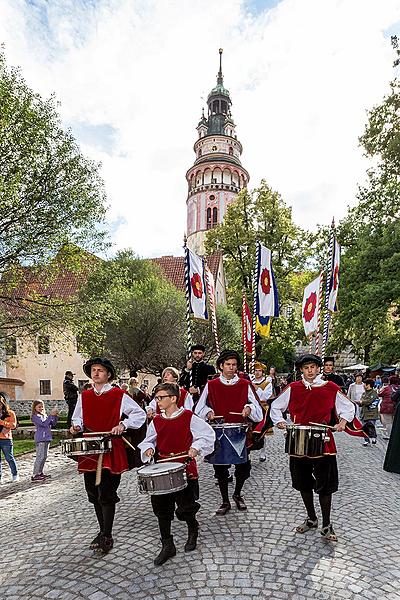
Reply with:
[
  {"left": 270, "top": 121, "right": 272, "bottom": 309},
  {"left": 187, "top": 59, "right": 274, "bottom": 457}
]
[
  {"left": 284, "top": 425, "right": 330, "bottom": 458},
  {"left": 61, "top": 436, "right": 112, "bottom": 457},
  {"left": 205, "top": 423, "right": 249, "bottom": 465},
  {"left": 137, "top": 462, "right": 187, "bottom": 495}
]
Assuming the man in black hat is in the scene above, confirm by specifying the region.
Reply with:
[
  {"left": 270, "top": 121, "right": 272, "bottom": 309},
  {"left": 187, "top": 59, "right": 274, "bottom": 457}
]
[
  {"left": 70, "top": 357, "right": 146, "bottom": 555},
  {"left": 64, "top": 371, "right": 79, "bottom": 429},
  {"left": 179, "top": 344, "right": 216, "bottom": 405},
  {"left": 322, "top": 356, "right": 345, "bottom": 390},
  {"left": 270, "top": 353, "right": 355, "bottom": 542},
  {"left": 195, "top": 349, "right": 263, "bottom": 515}
]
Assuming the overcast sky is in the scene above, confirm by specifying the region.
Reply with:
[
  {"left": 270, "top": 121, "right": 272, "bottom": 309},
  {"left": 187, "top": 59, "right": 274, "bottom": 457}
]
[{"left": 1, "top": 0, "right": 399, "bottom": 258}]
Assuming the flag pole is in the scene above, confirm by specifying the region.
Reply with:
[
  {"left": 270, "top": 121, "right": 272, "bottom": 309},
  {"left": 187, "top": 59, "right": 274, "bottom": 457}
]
[
  {"left": 205, "top": 262, "right": 220, "bottom": 355},
  {"left": 321, "top": 219, "right": 335, "bottom": 359},
  {"left": 242, "top": 290, "right": 247, "bottom": 373},
  {"left": 183, "top": 235, "right": 193, "bottom": 385},
  {"left": 315, "top": 271, "right": 325, "bottom": 356},
  {"left": 250, "top": 241, "right": 259, "bottom": 375}
]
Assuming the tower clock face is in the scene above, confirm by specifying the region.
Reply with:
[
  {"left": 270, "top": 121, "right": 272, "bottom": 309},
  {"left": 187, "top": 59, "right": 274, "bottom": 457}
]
[{"left": 212, "top": 145, "right": 217, "bottom": 151}]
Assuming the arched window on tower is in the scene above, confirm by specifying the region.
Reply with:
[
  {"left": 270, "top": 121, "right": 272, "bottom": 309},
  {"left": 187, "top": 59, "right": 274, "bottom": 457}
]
[
  {"left": 212, "top": 207, "right": 218, "bottom": 227},
  {"left": 206, "top": 207, "right": 212, "bottom": 229},
  {"left": 229, "top": 146, "right": 233, "bottom": 156},
  {"left": 198, "top": 149, "right": 202, "bottom": 158}
]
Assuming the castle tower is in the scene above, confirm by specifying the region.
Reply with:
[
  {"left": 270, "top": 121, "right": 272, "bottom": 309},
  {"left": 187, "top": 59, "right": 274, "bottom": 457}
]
[{"left": 186, "top": 49, "right": 250, "bottom": 255}]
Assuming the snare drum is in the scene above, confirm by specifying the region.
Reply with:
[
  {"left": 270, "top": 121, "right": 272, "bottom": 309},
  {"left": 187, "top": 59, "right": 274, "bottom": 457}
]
[
  {"left": 284, "top": 425, "right": 330, "bottom": 457},
  {"left": 137, "top": 462, "right": 187, "bottom": 495},
  {"left": 205, "top": 423, "right": 248, "bottom": 465},
  {"left": 61, "top": 436, "right": 112, "bottom": 457}
]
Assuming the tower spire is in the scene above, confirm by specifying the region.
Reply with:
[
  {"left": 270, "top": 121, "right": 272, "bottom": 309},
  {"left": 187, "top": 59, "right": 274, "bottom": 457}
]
[{"left": 217, "top": 48, "right": 223, "bottom": 85}]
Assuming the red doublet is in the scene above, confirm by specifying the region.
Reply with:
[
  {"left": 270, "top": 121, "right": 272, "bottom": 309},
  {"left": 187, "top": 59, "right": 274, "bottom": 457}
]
[
  {"left": 288, "top": 380, "right": 340, "bottom": 454},
  {"left": 155, "top": 388, "right": 188, "bottom": 415},
  {"left": 207, "top": 377, "right": 250, "bottom": 423},
  {"left": 153, "top": 409, "right": 198, "bottom": 479},
  {"left": 78, "top": 387, "right": 128, "bottom": 474}
]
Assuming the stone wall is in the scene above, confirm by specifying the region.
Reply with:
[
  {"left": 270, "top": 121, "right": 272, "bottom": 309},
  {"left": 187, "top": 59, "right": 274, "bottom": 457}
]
[{"left": 11, "top": 399, "right": 68, "bottom": 418}]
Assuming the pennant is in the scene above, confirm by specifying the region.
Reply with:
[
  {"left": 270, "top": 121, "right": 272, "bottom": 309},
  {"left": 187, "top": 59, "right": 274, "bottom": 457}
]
[
  {"left": 302, "top": 273, "right": 323, "bottom": 337},
  {"left": 185, "top": 248, "right": 208, "bottom": 321},
  {"left": 242, "top": 293, "right": 253, "bottom": 355},
  {"left": 205, "top": 265, "right": 217, "bottom": 317},
  {"left": 327, "top": 237, "right": 340, "bottom": 312},
  {"left": 255, "top": 242, "right": 279, "bottom": 338}
]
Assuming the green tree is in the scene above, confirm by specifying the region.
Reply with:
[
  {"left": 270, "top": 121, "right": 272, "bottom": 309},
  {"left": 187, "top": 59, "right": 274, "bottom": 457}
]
[{"left": 0, "top": 50, "right": 107, "bottom": 341}]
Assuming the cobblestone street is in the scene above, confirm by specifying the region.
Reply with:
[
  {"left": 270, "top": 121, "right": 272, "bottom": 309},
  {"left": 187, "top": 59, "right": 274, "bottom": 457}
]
[{"left": 2, "top": 429, "right": 400, "bottom": 600}]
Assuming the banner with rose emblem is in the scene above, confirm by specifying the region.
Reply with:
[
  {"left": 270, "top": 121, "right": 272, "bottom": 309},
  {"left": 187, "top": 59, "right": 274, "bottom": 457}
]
[
  {"left": 185, "top": 248, "right": 208, "bottom": 321},
  {"left": 327, "top": 237, "right": 340, "bottom": 312},
  {"left": 302, "top": 273, "right": 323, "bottom": 337},
  {"left": 255, "top": 242, "right": 279, "bottom": 337}
]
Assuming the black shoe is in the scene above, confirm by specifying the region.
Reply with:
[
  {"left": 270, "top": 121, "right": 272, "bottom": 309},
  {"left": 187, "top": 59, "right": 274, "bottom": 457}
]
[
  {"left": 232, "top": 494, "right": 247, "bottom": 511},
  {"left": 216, "top": 502, "right": 231, "bottom": 516},
  {"left": 89, "top": 532, "right": 103, "bottom": 549},
  {"left": 184, "top": 523, "right": 199, "bottom": 552},
  {"left": 154, "top": 537, "right": 176, "bottom": 566},
  {"left": 95, "top": 535, "right": 114, "bottom": 555}
]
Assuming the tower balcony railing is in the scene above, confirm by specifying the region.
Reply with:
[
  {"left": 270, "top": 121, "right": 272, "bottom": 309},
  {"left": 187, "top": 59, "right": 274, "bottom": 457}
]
[{"left": 188, "top": 183, "right": 241, "bottom": 195}]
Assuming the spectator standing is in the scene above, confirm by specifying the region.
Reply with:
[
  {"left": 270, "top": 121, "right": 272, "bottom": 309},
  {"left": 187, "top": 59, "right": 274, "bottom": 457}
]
[
  {"left": 31, "top": 401, "right": 59, "bottom": 482},
  {"left": 347, "top": 373, "right": 365, "bottom": 419},
  {"left": 359, "top": 378, "right": 379, "bottom": 446},
  {"left": 374, "top": 375, "right": 382, "bottom": 389},
  {"left": 379, "top": 375, "right": 400, "bottom": 440},
  {"left": 0, "top": 393, "right": 19, "bottom": 483},
  {"left": 63, "top": 371, "right": 79, "bottom": 429}
]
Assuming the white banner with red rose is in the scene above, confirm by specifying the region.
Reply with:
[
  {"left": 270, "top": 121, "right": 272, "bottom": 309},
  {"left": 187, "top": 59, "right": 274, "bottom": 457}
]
[
  {"left": 327, "top": 237, "right": 340, "bottom": 312},
  {"left": 255, "top": 242, "right": 279, "bottom": 337},
  {"left": 302, "top": 273, "right": 323, "bottom": 337},
  {"left": 186, "top": 249, "right": 208, "bottom": 321}
]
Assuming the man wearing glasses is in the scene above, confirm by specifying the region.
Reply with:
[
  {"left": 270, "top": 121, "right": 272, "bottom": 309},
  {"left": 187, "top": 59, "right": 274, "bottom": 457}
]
[{"left": 139, "top": 382, "right": 215, "bottom": 566}]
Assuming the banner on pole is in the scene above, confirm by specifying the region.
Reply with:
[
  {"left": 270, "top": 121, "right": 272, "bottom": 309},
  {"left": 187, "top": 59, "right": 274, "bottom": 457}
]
[
  {"left": 302, "top": 273, "right": 323, "bottom": 337},
  {"left": 327, "top": 237, "right": 340, "bottom": 312},
  {"left": 255, "top": 242, "right": 279, "bottom": 338},
  {"left": 242, "top": 293, "right": 253, "bottom": 355},
  {"left": 185, "top": 248, "right": 208, "bottom": 321}
]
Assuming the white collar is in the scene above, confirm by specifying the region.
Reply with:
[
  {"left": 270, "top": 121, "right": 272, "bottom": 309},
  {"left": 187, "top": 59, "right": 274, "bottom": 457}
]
[
  {"left": 302, "top": 374, "right": 327, "bottom": 390},
  {"left": 93, "top": 383, "right": 113, "bottom": 395},
  {"left": 220, "top": 374, "right": 239, "bottom": 385},
  {"left": 160, "top": 407, "right": 185, "bottom": 419}
]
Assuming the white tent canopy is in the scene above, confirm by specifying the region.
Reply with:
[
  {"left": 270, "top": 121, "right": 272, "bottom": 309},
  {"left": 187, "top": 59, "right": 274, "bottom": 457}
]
[{"left": 343, "top": 364, "right": 369, "bottom": 371}]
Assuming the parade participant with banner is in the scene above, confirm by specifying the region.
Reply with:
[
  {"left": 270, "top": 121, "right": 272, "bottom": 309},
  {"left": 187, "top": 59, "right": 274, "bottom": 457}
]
[
  {"left": 148, "top": 368, "right": 193, "bottom": 416},
  {"left": 195, "top": 349, "right": 263, "bottom": 515},
  {"left": 70, "top": 357, "right": 146, "bottom": 555},
  {"left": 270, "top": 353, "right": 355, "bottom": 542},
  {"left": 179, "top": 344, "right": 216, "bottom": 405},
  {"left": 139, "top": 382, "right": 215, "bottom": 566},
  {"left": 251, "top": 362, "right": 273, "bottom": 462}
]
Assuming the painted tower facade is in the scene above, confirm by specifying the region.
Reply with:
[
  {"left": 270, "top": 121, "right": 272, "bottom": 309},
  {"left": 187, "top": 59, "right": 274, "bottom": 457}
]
[{"left": 186, "top": 50, "right": 250, "bottom": 255}]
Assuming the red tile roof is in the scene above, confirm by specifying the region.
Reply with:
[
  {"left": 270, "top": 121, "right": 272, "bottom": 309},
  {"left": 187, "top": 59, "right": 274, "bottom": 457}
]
[{"left": 151, "top": 251, "right": 222, "bottom": 292}]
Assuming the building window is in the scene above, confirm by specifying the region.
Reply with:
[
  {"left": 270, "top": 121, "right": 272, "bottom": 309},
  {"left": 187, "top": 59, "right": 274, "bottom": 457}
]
[
  {"left": 39, "top": 380, "right": 51, "bottom": 395},
  {"left": 213, "top": 207, "right": 218, "bottom": 227},
  {"left": 206, "top": 207, "right": 212, "bottom": 229},
  {"left": 229, "top": 146, "right": 233, "bottom": 156},
  {"left": 78, "top": 379, "right": 90, "bottom": 392},
  {"left": 38, "top": 335, "right": 50, "bottom": 354},
  {"left": 209, "top": 194, "right": 215, "bottom": 201},
  {"left": 5, "top": 336, "right": 17, "bottom": 356},
  {"left": 198, "top": 149, "right": 202, "bottom": 157}
]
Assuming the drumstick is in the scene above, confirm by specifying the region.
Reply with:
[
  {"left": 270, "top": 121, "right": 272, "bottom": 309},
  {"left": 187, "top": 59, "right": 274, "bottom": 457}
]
[
  {"left": 121, "top": 436, "right": 136, "bottom": 451},
  {"left": 95, "top": 453, "right": 103, "bottom": 486},
  {"left": 157, "top": 454, "right": 190, "bottom": 463},
  {"left": 229, "top": 412, "right": 244, "bottom": 415},
  {"left": 211, "top": 416, "right": 224, "bottom": 419},
  {"left": 83, "top": 431, "right": 111, "bottom": 436},
  {"left": 309, "top": 422, "right": 336, "bottom": 430}
]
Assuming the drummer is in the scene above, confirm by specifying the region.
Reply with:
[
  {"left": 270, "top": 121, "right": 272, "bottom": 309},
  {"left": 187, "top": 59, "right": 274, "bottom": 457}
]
[
  {"left": 138, "top": 383, "right": 215, "bottom": 566},
  {"left": 270, "top": 353, "right": 355, "bottom": 542},
  {"left": 146, "top": 367, "right": 193, "bottom": 417},
  {"left": 70, "top": 357, "right": 146, "bottom": 555},
  {"left": 195, "top": 349, "right": 263, "bottom": 515},
  {"left": 251, "top": 361, "right": 274, "bottom": 462}
]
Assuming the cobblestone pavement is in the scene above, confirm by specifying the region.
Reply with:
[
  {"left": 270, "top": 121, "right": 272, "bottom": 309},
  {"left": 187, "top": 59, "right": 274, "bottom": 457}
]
[{"left": 2, "top": 428, "right": 400, "bottom": 600}]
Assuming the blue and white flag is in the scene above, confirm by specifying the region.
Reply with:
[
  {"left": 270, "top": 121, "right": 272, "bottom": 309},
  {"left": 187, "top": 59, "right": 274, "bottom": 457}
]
[
  {"left": 185, "top": 248, "right": 208, "bottom": 321},
  {"left": 327, "top": 237, "right": 340, "bottom": 312},
  {"left": 255, "top": 242, "right": 279, "bottom": 337}
]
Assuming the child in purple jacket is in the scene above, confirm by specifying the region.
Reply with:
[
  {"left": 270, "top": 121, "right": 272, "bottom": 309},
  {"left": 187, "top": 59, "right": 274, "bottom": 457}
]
[{"left": 31, "top": 401, "right": 59, "bottom": 482}]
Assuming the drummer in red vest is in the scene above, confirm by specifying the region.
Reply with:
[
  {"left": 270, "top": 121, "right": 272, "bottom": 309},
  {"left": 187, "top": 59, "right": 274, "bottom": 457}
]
[
  {"left": 139, "top": 382, "right": 215, "bottom": 566},
  {"left": 70, "top": 357, "right": 146, "bottom": 555},
  {"left": 147, "top": 367, "right": 193, "bottom": 417},
  {"left": 270, "top": 353, "right": 355, "bottom": 542},
  {"left": 195, "top": 349, "right": 263, "bottom": 515}
]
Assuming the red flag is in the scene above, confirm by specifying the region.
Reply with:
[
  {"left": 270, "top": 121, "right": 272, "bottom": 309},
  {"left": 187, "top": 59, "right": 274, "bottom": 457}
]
[
  {"left": 242, "top": 293, "right": 252, "bottom": 355},
  {"left": 345, "top": 416, "right": 369, "bottom": 439}
]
